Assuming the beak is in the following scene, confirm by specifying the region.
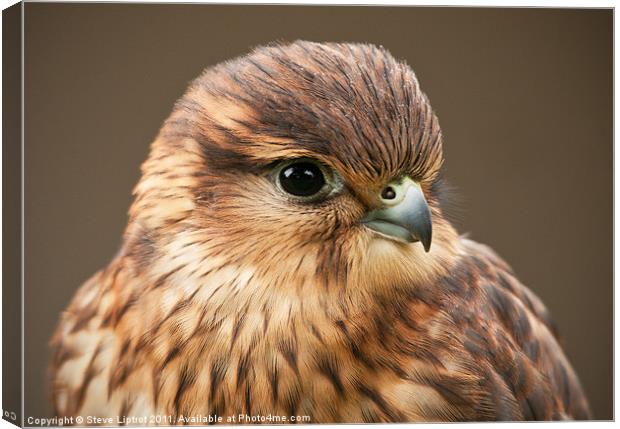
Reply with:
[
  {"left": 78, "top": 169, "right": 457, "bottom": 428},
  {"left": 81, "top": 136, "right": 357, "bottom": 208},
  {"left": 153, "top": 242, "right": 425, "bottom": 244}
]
[{"left": 362, "top": 177, "right": 433, "bottom": 252}]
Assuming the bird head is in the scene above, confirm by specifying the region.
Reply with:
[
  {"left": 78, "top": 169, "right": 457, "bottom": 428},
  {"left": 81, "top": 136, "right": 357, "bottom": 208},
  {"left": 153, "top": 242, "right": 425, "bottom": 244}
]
[{"left": 125, "top": 41, "right": 459, "bottom": 309}]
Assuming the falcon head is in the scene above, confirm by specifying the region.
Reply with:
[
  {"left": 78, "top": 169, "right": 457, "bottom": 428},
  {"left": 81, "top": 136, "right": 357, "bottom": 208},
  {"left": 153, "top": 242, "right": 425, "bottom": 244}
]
[{"left": 125, "top": 41, "right": 459, "bottom": 309}]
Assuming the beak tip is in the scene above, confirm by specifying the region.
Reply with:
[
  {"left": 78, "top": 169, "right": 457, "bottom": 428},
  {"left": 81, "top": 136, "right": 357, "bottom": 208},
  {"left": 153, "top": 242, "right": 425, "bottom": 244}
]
[{"left": 421, "top": 235, "right": 432, "bottom": 252}]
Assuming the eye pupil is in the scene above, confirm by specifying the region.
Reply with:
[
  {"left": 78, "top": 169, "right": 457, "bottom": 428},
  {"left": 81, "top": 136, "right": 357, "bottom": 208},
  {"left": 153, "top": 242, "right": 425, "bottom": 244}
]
[
  {"left": 279, "top": 162, "right": 326, "bottom": 197},
  {"left": 381, "top": 186, "right": 396, "bottom": 200}
]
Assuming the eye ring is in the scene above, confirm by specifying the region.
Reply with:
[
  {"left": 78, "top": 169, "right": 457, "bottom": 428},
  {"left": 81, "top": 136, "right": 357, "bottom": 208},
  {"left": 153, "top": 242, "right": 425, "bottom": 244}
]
[{"left": 274, "top": 158, "right": 342, "bottom": 202}]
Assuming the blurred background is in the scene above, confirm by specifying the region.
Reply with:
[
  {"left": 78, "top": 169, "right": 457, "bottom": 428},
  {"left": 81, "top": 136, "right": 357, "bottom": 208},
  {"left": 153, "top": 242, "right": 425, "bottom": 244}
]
[{"left": 23, "top": 4, "right": 612, "bottom": 420}]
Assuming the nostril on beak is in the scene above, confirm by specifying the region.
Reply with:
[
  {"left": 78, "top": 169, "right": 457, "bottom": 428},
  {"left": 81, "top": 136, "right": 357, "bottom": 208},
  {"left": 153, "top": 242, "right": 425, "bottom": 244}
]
[{"left": 381, "top": 186, "right": 397, "bottom": 200}]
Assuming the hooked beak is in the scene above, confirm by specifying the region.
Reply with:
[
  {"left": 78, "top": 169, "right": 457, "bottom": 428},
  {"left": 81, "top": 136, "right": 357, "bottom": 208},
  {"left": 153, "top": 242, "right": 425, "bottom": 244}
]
[{"left": 362, "top": 177, "right": 433, "bottom": 252}]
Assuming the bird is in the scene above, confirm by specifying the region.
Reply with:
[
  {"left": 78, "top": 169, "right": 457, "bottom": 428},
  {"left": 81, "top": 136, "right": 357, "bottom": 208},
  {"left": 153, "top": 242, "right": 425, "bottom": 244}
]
[{"left": 49, "top": 41, "right": 590, "bottom": 423}]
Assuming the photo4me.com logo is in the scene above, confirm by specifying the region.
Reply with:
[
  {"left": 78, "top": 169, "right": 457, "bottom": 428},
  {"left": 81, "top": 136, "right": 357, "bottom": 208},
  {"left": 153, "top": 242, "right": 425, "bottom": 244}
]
[{"left": 238, "top": 414, "right": 311, "bottom": 423}]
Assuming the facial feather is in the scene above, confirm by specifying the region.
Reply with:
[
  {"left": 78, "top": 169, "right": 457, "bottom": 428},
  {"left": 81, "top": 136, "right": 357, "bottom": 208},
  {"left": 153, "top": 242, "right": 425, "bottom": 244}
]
[{"left": 125, "top": 41, "right": 459, "bottom": 315}]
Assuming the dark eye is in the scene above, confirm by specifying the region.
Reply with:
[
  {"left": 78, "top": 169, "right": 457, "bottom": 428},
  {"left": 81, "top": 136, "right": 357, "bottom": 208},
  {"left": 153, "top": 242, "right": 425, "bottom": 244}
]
[{"left": 279, "top": 162, "right": 326, "bottom": 197}]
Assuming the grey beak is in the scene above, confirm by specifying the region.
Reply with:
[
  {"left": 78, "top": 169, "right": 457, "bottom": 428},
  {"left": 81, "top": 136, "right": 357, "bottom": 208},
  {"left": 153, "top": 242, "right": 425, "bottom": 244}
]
[{"left": 362, "top": 178, "right": 433, "bottom": 252}]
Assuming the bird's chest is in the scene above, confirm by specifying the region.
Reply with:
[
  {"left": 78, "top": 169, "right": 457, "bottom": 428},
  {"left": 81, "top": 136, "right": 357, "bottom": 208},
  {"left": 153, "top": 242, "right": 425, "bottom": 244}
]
[
  {"left": 114, "top": 312, "right": 471, "bottom": 424},
  {"left": 142, "top": 337, "right": 415, "bottom": 423},
  {"left": 103, "top": 267, "right": 476, "bottom": 423}
]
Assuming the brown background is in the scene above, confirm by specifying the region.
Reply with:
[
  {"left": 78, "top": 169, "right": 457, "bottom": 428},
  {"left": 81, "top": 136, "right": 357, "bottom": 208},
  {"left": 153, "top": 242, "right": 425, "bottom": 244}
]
[{"left": 23, "top": 4, "right": 612, "bottom": 421}]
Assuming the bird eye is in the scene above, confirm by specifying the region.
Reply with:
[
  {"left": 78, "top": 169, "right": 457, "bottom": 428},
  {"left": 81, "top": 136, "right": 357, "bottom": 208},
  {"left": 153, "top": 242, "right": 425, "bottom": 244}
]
[{"left": 278, "top": 161, "right": 326, "bottom": 197}]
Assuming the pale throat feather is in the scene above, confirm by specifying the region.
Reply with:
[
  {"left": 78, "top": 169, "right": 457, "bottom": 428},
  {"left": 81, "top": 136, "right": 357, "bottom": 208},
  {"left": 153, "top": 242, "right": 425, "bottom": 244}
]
[{"left": 129, "top": 213, "right": 460, "bottom": 353}]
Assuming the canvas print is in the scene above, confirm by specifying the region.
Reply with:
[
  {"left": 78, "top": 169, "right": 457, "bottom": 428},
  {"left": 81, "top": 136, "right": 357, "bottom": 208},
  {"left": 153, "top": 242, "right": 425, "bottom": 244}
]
[{"left": 2, "top": 2, "right": 613, "bottom": 426}]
